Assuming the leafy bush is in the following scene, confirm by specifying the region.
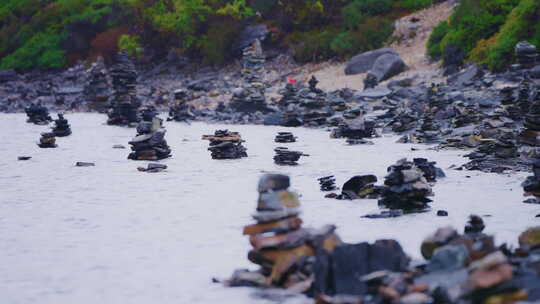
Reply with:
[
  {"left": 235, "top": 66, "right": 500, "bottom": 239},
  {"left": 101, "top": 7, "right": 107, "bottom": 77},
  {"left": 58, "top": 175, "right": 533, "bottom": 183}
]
[
  {"left": 118, "top": 34, "right": 142, "bottom": 57},
  {"left": 400, "top": 0, "right": 432, "bottom": 10},
  {"left": 343, "top": 0, "right": 393, "bottom": 30},
  {"left": 0, "top": 30, "right": 66, "bottom": 69},
  {"left": 427, "top": 21, "right": 450, "bottom": 59}
]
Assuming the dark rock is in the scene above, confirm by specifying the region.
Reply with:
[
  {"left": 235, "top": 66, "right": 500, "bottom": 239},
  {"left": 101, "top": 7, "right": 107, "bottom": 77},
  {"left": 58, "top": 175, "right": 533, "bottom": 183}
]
[
  {"left": 464, "top": 215, "right": 485, "bottom": 235},
  {"left": 17, "top": 156, "right": 32, "bottom": 161},
  {"left": 138, "top": 163, "right": 167, "bottom": 173},
  {"left": 273, "top": 147, "right": 308, "bottom": 166},
  {"left": 0, "top": 69, "right": 18, "bottom": 82},
  {"left": 368, "top": 53, "right": 407, "bottom": 82},
  {"left": 345, "top": 48, "right": 398, "bottom": 75},
  {"left": 340, "top": 175, "right": 378, "bottom": 199},
  {"left": 448, "top": 64, "right": 484, "bottom": 87},
  {"left": 75, "top": 162, "right": 95, "bottom": 167},
  {"left": 437, "top": 210, "right": 449, "bottom": 216}
]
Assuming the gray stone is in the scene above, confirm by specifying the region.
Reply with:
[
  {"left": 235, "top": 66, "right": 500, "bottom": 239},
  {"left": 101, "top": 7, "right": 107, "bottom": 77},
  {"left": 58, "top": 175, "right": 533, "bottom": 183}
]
[
  {"left": 368, "top": 53, "right": 407, "bottom": 82},
  {"left": 233, "top": 24, "right": 270, "bottom": 52},
  {"left": 345, "top": 48, "right": 398, "bottom": 75},
  {"left": 530, "top": 65, "right": 540, "bottom": 79},
  {"left": 426, "top": 244, "right": 469, "bottom": 272},
  {"left": 75, "top": 162, "right": 95, "bottom": 167},
  {"left": 448, "top": 64, "right": 484, "bottom": 87},
  {"left": 0, "top": 69, "right": 18, "bottom": 82},
  {"left": 355, "top": 87, "right": 392, "bottom": 100}
]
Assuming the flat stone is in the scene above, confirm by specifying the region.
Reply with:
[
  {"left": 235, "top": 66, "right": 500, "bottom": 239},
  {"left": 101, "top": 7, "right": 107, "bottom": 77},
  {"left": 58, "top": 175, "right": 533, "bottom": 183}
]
[{"left": 75, "top": 162, "right": 95, "bottom": 167}]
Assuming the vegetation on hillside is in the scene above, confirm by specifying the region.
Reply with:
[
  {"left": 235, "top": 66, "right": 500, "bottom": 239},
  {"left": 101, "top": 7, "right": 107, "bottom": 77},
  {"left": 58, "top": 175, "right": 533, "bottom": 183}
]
[
  {"left": 427, "top": 0, "right": 540, "bottom": 71},
  {"left": 0, "top": 0, "right": 434, "bottom": 70}
]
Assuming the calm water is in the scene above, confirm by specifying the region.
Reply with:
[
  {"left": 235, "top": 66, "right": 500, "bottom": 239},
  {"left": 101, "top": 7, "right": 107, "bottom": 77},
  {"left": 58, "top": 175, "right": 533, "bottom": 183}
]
[{"left": 0, "top": 113, "right": 537, "bottom": 304}]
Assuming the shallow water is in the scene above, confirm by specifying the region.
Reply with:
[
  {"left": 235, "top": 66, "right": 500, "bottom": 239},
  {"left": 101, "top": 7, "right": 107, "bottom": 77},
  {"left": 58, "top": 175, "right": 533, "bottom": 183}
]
[{"left": 0, "top": 113, "right": 538, "bottom": 304}]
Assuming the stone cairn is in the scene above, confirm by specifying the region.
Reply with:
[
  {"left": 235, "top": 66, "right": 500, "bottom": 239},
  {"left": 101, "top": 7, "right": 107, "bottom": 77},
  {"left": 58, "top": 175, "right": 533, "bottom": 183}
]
[
  {"left": 107, "top": 52, "right": 140, "bottom": 126},
  {"left": 225, "top": 174, "right": 341, "bottom": 288},
  {"left": 167, "top": 89, "right": 194, "bottom": 122},
  {"left": 229, "top": 40, "right": 269, "bottom": 113},
  {"left": 127, "top": 115, "right": 171, "bottom": 160},
  {"left": 414, "top": 111, "right": 441, "bottom": 143},
  {"left": 25, "top": 103, "right": 52, "bottom": 125},
  {"left": 340, "top": 175, "right": 379, "bottom": 200},
  {"left": 515, "top": 41, "right": 538, "bottom": 69},
  {"left": 38, "top": 132, "right": 57, "bottom": 148},
  {"left": 518, "top": 73, "right": 532, "bottom": 115},
  {"left": 84, "top": 57, "right": 110, "bottom": 113},
  {"left": 274, "top": 132, "right": 296, "bottom": 143},
  {"left": 318, "top": 175, "right": 338, "bottom": 192},
  {"left": 522, "top": 159, "right": 540, "bottom": 204},
  {"left": 273, "top": 147, "right": 308, "bottom": 166},
  {"left": 331, "top": 110, "right": 375, "bottom": 144},
  {"left": 51, "top": 113, "right": 71, "bottom": 137},
  {"left": 521, "top": 89, "right": 540, "bottom": 146},
  {"left": 378, "top": 158, "right": 434, "bottom": 212},
  {"left": 202, "top": 130, "right": 248, "bottom": 159},
  {"left": 500, "top": 86, "right": 521, "bottom": 120}
]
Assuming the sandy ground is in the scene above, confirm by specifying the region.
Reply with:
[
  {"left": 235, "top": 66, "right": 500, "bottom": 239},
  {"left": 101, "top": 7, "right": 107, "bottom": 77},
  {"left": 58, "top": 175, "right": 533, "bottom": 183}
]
[{"left": 292, "top": 1, "right": 456, "bottom": 91}]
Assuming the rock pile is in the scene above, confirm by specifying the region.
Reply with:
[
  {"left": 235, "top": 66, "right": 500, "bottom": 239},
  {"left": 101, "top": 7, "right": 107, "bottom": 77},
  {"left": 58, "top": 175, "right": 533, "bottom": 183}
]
[
  {"left": 378, "top": 158, "right": 433, "bottom": 212},
  {"left": 51, "top": 113, "right": 71, "bottom": 137},
  {"left": 522, "top": 159, "right": 540, "bottom": 204},
  {"left": 127, "top": 116, "right": 171, "bottom": 160},
  {"left": 515, "top": 41, "right": 538, "bottom": 69},
  {"left": 167, "top": 89, "right": 194, "bottom": 122},
  {"left": 229, "top": 40, "right": 270, "bottom": 113},
  {"left": 84, "top": 57, "right": 110, "bottom": 113},
  {"left": 274, "top": 132, "right": 296, "bottom": 143},
  {"left": 225, "top": 174, "right": 341, "bottom": 289},
  {"left": 521, "top": 90, "right": 540, "bottom": 146},
  {"left": 273, "top": 147, "right": 307, "bottom": 166},
  {"left": 318, "top": 176, "right": 338, "bottom": 192},
  {"left": 25, "top": 103, "right": 52, "bottom": 125},
  {"left": 413, "top": 111, "right": 441, "bottom": 143},
  {"left": 107, "top": 52, "right": 140, "bottom": 126},
  {"left": 38, "top": 132, "right": 57, "bottom": 148},
  {"left": 202, "top": 130, "right": 248, "bottom": 159}
]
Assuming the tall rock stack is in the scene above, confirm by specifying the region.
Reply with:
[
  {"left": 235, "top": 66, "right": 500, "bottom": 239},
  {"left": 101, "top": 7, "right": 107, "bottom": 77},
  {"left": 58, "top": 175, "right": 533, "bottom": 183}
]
[
  {"left": 378, "top": 159, "right": 433, "bottom": 212},
  {"left": 84, "top": 57, "right": 110, "bottom": 113},
  {"left": 51, "top": 113, "right": 71, "bottom": 137},
  {"left": 318, "top": 176, "right": 338, "bottom": 191},
  {"left": 167, "top": 89, "right": 194, "bottom": 122},
  {"left": 230, "top": 40, "right": 270, "bottom": 113},
  {"left": 515, "top": 41, "right": 538, "bottom": 69},
  {"left": 107, "top": 52, "right": 140, "bottom": 126},
  {"left": 202, "top": 130, "right": 248, "bottom": 159},
  {"left": 518, "top": 73, "right": 532, "bottom": 115},
  {"left": 226, "top": 174, "right": 341, "bottom": 288},
  {"left": 25, "top": 103, "right": 52, "bottom": 125},
  {"left": 127, "top": 116, "right": 171, "bottom": 160},
  {"left": 521, "top": 91, "right": 540, "bottom": 146}
]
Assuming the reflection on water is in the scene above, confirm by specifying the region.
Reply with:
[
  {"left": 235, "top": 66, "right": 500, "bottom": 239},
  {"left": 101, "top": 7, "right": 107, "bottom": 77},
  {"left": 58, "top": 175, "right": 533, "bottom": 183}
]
[{"left": 0, "top": 113, "right": 536, "bottom": 304}]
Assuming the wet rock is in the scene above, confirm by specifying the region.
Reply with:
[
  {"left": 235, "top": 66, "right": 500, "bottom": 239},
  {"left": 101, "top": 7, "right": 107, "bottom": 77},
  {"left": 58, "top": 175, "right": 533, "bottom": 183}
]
[
  {"left": 355, "top": 88, "right": 392, "bottom": 100},
  {"left": 448, "top": 64, "right": 483, "bottom": 87},
  {"left": 413, "top": 158, "right": 445, "bottom": 182},
  {"left": 339, "top": 175, "right": 378, "bottom": 200},
  {"left": 426, "top": 244, "right": 468, "bottom": 272},
  {"left": 113, "top": 144, "right": 126, "bottom": 149},
  {"left": 273, "top": 147, "right": 308, "bottom": 166},
  {"left": 202, "top": 130, "right": 248, "bottom": 159},
  {"left": 17, "top": 156, "right": 32, "bottom": 161},
  {"left": 137, "top": 163, "right": 167, "bottom": 173},
  {"left": 421, "top": 227, "right": 459, "bottom": 259},
  {"left": 464, "top": 215, "right": 485, "bottom": 235},
  {"left": 37, "top": 132, "right": 57, "bottom": 148},
  {"left": 518, "top": 226, "right": 540, "bottom": 250},
  {"left": 515, "top": 41, "right": 538, "bottom": 69},
  {"left": 362, "top": 209, "right": 404, "bottom": 219},
  {"left": 274, "top": 132, "right": 296, "bottom": 143},
  {"left": 437, "top": 210, "right": 449, "bottom": 216},
  {"left": 75, "top": 162, "right": 95, "bottom": 167},
  {"left": 51, "top": 113, "right": 71, "bottom": 137},
  {"left": 345, "top": 48, "right": 398, "bottom": 75}
]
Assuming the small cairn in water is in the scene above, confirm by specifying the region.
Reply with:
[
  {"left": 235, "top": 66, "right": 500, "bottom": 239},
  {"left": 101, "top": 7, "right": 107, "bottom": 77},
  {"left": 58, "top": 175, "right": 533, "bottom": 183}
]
[
  {"left": 38, "top": 132, "right": 57, "bottom": 148},
  {"left": 202, "top": 130, "right": 248, "bottom": 159},
  {"left": 274, "top": 132, "right": 296, "bottom": 143},
  {"left": 522, "top": 159, "right": 540, "bottom": 204},
  {"left": 167, "top": 89, "right": 194, "bottom": 122},
  {"left": 273, "top": 147, "right": 308, "bottom": 166},
  {"left": 25, "top": 103, "right": 52, "bottom": 125},
  {"left": 107, "top": 51, "right": 140, "bottom": 126},
  {"left": 515, "top": 41, "right": 538, "bottom": 69},
  {"left": 378, "top": 158, "right": 433, "bottom": 212},
  {"left": 51, "top": 113, "right": 71, "bottom": 137},
  {"left": 318, "top": 175, "right": 338, "bottom": 192},
  {"left": 225, "top": 174, "right": 340, "bottom": 288},
  {"left": 331, "top": 110, "right": 375, "bottom": 144},
  {"left": 127, "top": 114, "right": 171, "bottom": 160},
  {"left": 84, "top": 56, "right": 110, "bottom": 113}
]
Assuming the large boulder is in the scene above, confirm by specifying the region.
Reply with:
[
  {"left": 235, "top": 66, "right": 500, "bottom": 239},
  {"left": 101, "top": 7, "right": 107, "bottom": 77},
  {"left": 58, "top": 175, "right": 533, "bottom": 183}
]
[
  {"left": 345, "top": 48, "right": 398, "bottom": 75},
  {"left": 232, "top": 25, "right": 270, "bottom": 52},
  {"left": 448, "top": 63, "right": 484, "bottom": 87},
  {"left": 367, "top": 53, "right": 407, "bottom": 82}
]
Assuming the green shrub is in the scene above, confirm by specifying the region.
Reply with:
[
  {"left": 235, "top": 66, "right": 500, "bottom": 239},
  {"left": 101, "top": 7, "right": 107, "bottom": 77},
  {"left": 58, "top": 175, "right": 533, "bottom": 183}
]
[
  {"left": 400, "top": 0, "right": 432, "bottom": 10},
  {"left": 118, "top": 34, "right": 142, "bottom": 57},
  {"left": 427, "top": 21, "right": 450, "bottom": 59},
  {"left": 343, "top": 0, "right": 393, "bottom": 29},
  {"left": 0, "top": 30, "right": 66, "bottom": 69}
]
